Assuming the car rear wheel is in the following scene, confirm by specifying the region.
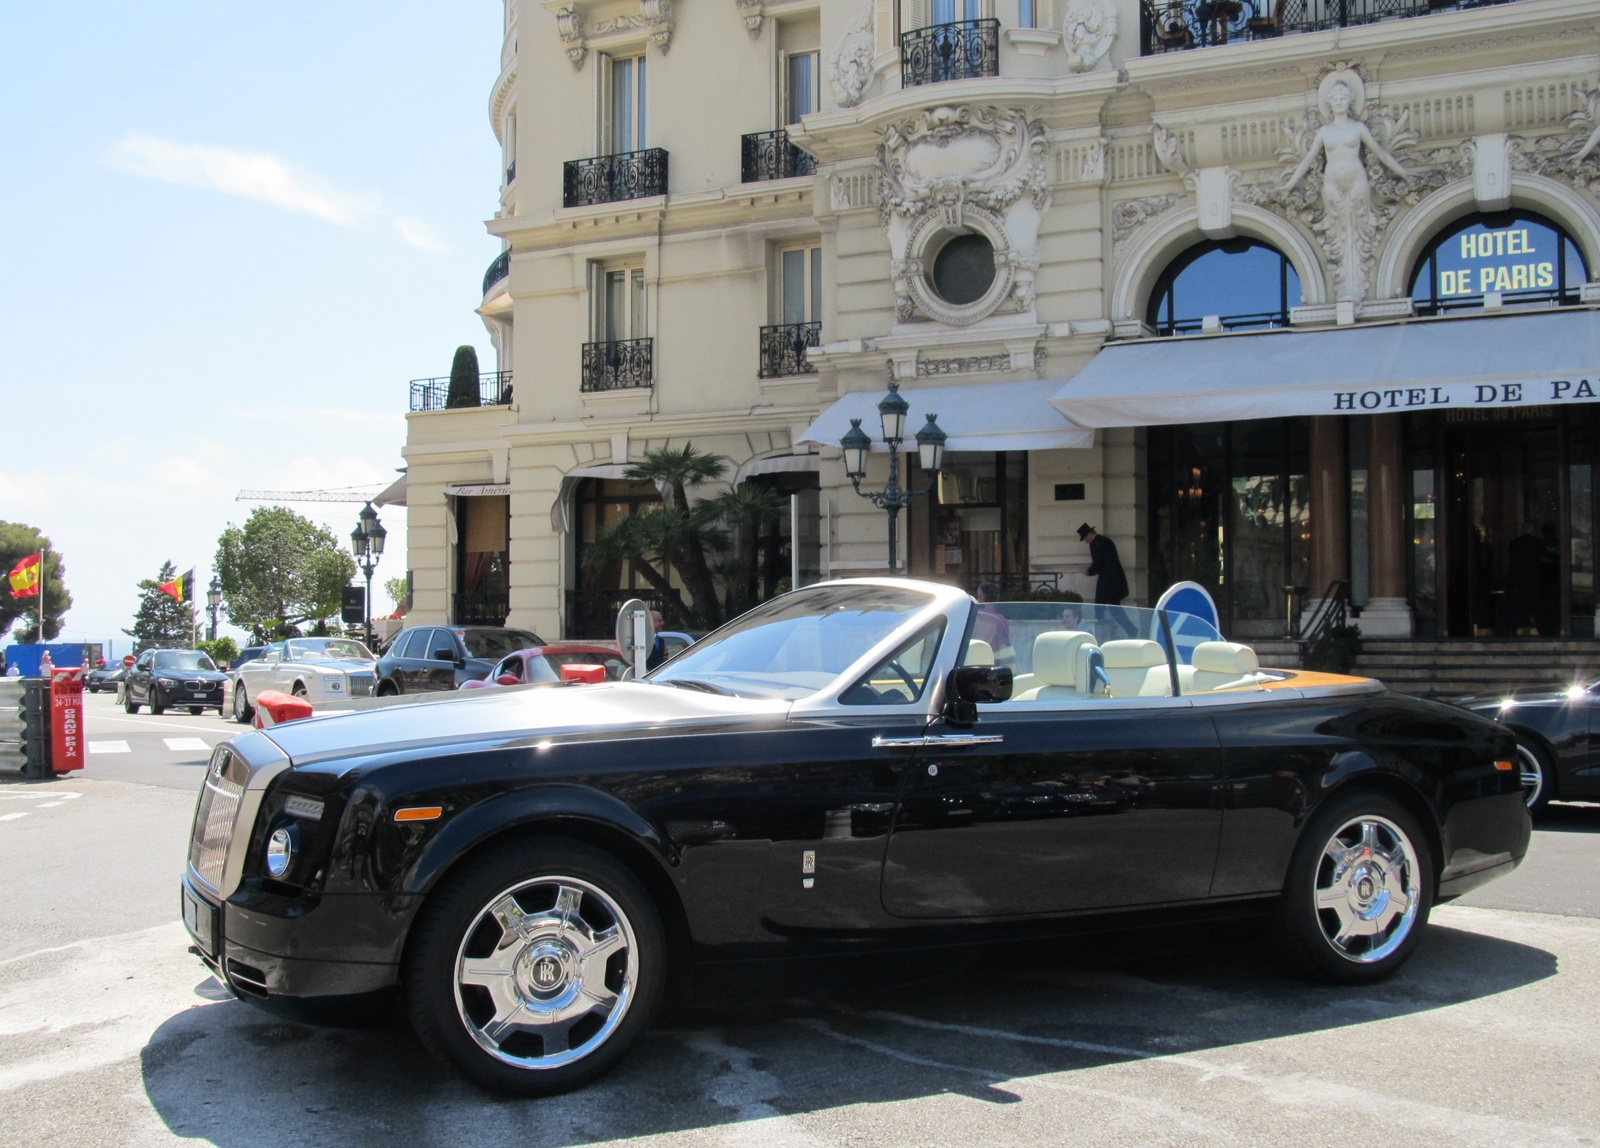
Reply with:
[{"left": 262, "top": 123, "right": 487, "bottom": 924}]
[
  {"left": 1275, "top": 790, "right": 1432, "bottom": 985},
  {"left": 405, "top": 838, "right": 665, "bottom": 1097},
  {"left": 1515, "top": 740, "right": 1555, "bottom": 816},
  {"left": 188, "top": 706, "right": 203, "bottom": 715},
  {"left": 124, "top": 693, "right": 140, "bottom": 714},
  {"left": 377, "top": 681, "right": 399, "bottom": 697}
]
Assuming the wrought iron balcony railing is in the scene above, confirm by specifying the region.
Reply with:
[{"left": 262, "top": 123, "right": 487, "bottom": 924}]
[
  {"left": 505, "top": 160, "right": 516, "bottom": 185},
  {"left": 581, "top": 338, "right": 653, "bottom": 392},
  {"left": 453, "top": 590, "right": 510, "bottom": 626},
  {"left": 900, "top": 19, "right": 999, "bottom": 87},
  {"left": 483, "top": 250, "right": 510, "bottom": 296},
  {"left": 563, "top": 148, "right": 669, "bottom": 208},
  {"left": 1140, "top": 0, "right": 1522, "bottom": 53},
  {"left": 410, "top": 371, "right": 514, "bottom": 411},
  {"left": 741, "top": 130, "right": 816, "bottom": 183},
  {"left": 758, "top": 321, "right": 820, "bottom": 378}
]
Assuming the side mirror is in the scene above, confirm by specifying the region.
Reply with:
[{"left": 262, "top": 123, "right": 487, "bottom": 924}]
[{"left": 944, "top": 664, "right": 1012, "bottom": 726}]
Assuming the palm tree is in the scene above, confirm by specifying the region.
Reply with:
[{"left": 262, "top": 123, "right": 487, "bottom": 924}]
[
  {"left": 709, "top": 483, "right": 785, "bottom": 616},
  {"left": 622, "top": 445, "right": 728, "bottom": 628}
]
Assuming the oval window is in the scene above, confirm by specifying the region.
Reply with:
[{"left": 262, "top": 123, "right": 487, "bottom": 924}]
[{"left": 930, "top": 234, "right": 996, "bottom": 306}]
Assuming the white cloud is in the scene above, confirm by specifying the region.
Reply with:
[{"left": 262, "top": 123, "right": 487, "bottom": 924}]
[{"left": 107, "top": 133, "right": 449, "bottom": 253}]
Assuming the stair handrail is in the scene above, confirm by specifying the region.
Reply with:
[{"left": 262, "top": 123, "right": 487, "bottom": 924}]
[{"left": 1298, "top": 579, "right": 1351, "bottom": 659}]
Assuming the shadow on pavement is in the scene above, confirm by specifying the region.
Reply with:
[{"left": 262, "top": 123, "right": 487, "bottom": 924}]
[
  {"left": 1537, "top": 803, "right": 1600, "bottom": 833},
  {"left": 141, "top": 921, "right": 1554, "bottom": 1145}
]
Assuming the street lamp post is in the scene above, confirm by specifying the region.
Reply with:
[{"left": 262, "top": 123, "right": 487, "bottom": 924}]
[
  {"left": 350, "top": 502, "right": 387, "bottom": 650},
  {"left": 841, "top": 382, "right": 948, "bottom": 574},
  {"left": 206, "top": 576, "right": 222, "bottom": 642}
]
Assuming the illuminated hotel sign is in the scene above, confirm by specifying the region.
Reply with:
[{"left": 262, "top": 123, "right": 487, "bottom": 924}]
[{"left": 1434, "top": 226, "right": 1557, "bottom": 298}]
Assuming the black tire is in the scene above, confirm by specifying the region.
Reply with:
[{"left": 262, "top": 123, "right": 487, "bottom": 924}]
[
  {"left": 377, "top": 680, "right": 399, "bottom": 697},
  {"left": 404, "top": 837, "right": 666, "bottom": 1097},
  {"left": 1515, "top": 738, "right": 1556, "bottom": 817},
  {"left": 150, "top": 692, "right": 166, "bottom": 716},
  {"left": 1274, "top": 789, "right": 1433, "bottom": 985},
  {"left": 124, "top": 693, "right": 140, "bottom": 714},
  {"left": 233, "top": 686, "right": 254, "bottom": 725},
  {"left": 292, "top": 682, "right": 308, "bottom": 697},
  {"left": 188, "top": 706, "right": 203, "bottom": 715}
]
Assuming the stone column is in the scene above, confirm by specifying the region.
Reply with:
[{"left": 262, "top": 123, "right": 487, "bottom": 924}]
[
  {"left": 1304, "top": 417, "right": 1348, "bottom": 630},
  {"left": 1362, "top": 413, "right": 1414, "bottom": 637}
]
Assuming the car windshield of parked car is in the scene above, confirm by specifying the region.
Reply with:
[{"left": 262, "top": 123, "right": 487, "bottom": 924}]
[
  {"left": 288, "top": 639, "right": 375, "bottom": 663},
  {"left": 649, "top": 584, "right": 938, "bottom": 700},
  {"left": 153, "top": 651, "right": 217, "bottom": 673},
  {"left": 459, "top": 630, "right": 540, "bottom": 660}
]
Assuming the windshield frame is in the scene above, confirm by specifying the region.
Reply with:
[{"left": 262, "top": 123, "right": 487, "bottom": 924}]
[
  {"left": 646, "top": 579, "right": 969, "bottom": 712},
  {"left": 152, "top": 650, "right": 218, "bottom": 673},
  {"left": 285, "top": 638, "right": 376, "bottom": 664}
]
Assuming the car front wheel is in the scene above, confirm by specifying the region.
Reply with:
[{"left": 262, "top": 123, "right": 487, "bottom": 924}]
[
  {"left": 405, "top": 838, "right": 665, "bottom": 1097},
  {"left": 233, "top": 685, "right": 253, "bottom": 724},
  {"left": 1275, "top": 790, "right": 1432, "bottom": 985},
  {"left": 1515, "top": 739, "right": 1555, "bottom": 816},
  {"left": 124, "top": 692, "right": 140, "bottom": 714}
]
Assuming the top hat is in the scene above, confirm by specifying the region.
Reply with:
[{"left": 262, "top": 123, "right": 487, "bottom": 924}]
[{"left": 1076, "top": 523, "right": 1095, "bottom": 540}]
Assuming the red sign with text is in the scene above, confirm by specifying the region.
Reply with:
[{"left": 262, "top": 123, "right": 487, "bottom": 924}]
[{"left": 50, "top": 667, "right": 84, "bottom": 772}]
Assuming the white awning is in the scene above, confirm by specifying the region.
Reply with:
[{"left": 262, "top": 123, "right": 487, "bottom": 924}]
[
  {"left": 549, "top": 464, "right": 635, "bottom": 532},
  {"left": 798, "top": 378, "right": 1095, "bottom": 453},
  {"left": 734, "top": 453, "right": 820, "bottom": 484},
  {"left": 1050, "top": 309, "right": 1600, "bottom": 428},
  {"left": 374, "top": 472, "right": 407, "bottom": 507}
]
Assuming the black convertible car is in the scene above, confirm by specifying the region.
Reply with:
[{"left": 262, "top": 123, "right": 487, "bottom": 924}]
[
  {"left": 181, "top": 580, "right": 1529, "bottom": 1096},
  {"left": 1459, "top": 681, "right": 1600, "bottom": 814}
]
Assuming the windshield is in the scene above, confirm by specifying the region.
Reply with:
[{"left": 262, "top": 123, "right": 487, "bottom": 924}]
[
  {"left": 650, "top": 584, "right": 938, "bottom": 700},
  {"left": 153, "top": 651, "right": 217, "bottom": 673},
  {"left": 961, "top": 601, "right": 1266, "bottom": 700},
  {"left": 460, "top": 630, "right": 540, "bottom": 660},
  {"left": 288, "top": 639, "right": 375, "bottom": 663}
]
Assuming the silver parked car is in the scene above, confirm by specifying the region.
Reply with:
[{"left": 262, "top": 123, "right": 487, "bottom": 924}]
[{"left": 231, "top": 637, "right": 378, "bottom": 724}]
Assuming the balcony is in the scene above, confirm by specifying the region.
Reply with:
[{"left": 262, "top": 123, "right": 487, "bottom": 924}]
[
  {"left": 410, "top": 371, "right": 513, "bottom": 412},
  {"left": 900, "top": 19, "right": 999, "bottom": 87},
  {"left": 581, "top": 338, "right": 653, "bottom": 392},
  {"left": 483, "top": 250, "right": 510, "bottom": 296},
  {"left": 1140, "top": 0, "right": 1521, "bottom": 53},
  {"left": 454, "top": 590, "right": 510, "bottom": 626},
  {"left": 563, "top": 148, "right": 669, "bottom": 208},
  {"left": 741, "top": 130, "right": 816, "bottom": 183},
  {"left": 758, "top": 322, "right": 820, "bottom": 378}
]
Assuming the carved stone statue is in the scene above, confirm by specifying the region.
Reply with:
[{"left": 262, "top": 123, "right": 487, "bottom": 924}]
[
  {"left": 830, "top": 1, "right": 876, "bottom": 109},
  {"left": 1279, "top": 72, "right": 1409, "bottom": 301},
  {"left": 1062, "top": 0, "right": 1117, "bottom": 74}
]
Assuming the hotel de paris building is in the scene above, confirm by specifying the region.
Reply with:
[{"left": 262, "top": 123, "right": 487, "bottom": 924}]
[{"left": 400, "top": 0, "right": 1600, "bottom": 645}]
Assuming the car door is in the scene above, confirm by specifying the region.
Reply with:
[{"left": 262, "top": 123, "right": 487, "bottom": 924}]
[
  {"left": 393, "top": 630, "right": 429, "bottom": 691},
  {"left": 130, "top": 653, "right": 154, "bottom": 702},
  {"left": 424, "top": 629, "right": 462, "bottom": 692},
  {"left": 879, "top": 696, "right": 1224, "bottom": 918}
]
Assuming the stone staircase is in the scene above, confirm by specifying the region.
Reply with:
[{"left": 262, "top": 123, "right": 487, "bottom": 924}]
[{"left": 1352, "top": 639, "right": 1600, "bottom": 698}]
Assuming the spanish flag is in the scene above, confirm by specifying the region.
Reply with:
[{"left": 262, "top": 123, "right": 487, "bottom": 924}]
[
  {"left": 7, "top": 554, "right": 40, "bottom": 598},
  {"left": 158, "top": 568, "right": 194, "bottom": 604}
]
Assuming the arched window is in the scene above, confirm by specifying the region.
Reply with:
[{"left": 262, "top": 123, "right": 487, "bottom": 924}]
[
  {"left": 1146, "top": 238, "right": 1302, "bottom": 335},
  {"left": 1409, "top": 211, "right": 1587, "bottom": 315}
]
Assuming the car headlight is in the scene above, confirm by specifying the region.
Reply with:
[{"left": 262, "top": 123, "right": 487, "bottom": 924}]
[
  {"left": 157, "top": 677, "right": 178, "bottom": 686},
  {"left": 265, "top": 827, "right": 295, "bottom": 878}
]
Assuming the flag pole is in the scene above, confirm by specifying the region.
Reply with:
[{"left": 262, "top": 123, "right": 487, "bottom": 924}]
[{"left": 37, "top": 549, "right": 44, "bottom": 647}]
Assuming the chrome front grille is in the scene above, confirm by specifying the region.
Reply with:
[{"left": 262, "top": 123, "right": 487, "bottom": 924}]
[
  {"left": 347, "top": 672, "right": 375, "bottom": 697},
  {"left": 189, "top": 748, "right": 246, "bottom": 891}
]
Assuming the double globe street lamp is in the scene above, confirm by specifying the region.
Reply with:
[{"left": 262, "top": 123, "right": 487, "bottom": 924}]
[
  {"left": 206, "top": 575, "right": 222, "bottom": 642},
  {"left": 350, "top": 502, "right": 387, "bottom": 649},
  {"left": 841, "top": 382, "right": 947, "bottom": 574}
]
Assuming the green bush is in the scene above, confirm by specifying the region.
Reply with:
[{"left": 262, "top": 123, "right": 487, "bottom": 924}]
[
  {"left": 446, "top": 345, "right": 480, "bottom": 408},
  {"left": 197, "top": 636, "right": 240, "bottom": 668}
]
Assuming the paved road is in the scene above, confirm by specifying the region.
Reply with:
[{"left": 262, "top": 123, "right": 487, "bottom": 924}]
[{"left": 4, "top": 708, "right": 1600, "bottom": 1146}]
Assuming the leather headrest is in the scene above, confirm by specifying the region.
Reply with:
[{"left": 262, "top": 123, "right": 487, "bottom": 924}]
[
  {"left": 1032, "top": 631, "right": 1095, "bottom": 687},
  {"left": 1101, "top": 639, "right": 1167, "bottom": 669},
  {"left": 965, "top": 639, "right": 995, "bottom": 667},
  {"left": 1191, "top": 641, "right": 1249, "bottom": 674}
]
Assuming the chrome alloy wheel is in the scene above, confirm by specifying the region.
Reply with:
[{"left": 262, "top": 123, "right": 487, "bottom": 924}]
[
  {"left": 453, "top": 876, "right": 637, "bottom": 1070},
  {"left": 1313, "top": 815, "right": 1422, "bottom": 964},
  {"left": 1517, "top": 745, "right": 1545, "bottom": 809}
]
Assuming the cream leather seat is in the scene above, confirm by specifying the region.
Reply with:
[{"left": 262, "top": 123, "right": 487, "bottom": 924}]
[
  {"left": 1101, "top": 639, "right": 1172, "bottom": 697},
  {"left": 1015, "top": 631, "right": 1102, "bottom": 700},
  {"left": 1189, "top": 641, "right": 1263, "bottom": 692},
  {"left": 965, "top": 639, "right": 995, "bottom": 666}
]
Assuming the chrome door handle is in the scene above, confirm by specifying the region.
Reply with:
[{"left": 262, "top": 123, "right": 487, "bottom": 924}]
[{"left": 871, "top": 734, "right": 1004, "bottom": 748}]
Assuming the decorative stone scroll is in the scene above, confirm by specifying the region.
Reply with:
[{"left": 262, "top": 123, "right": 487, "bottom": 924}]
[
  {"left": 547, "top": 0, "right": 674, "bottom": 69},
  {"left": 878, "top": 105, "right": 1051, "bottom": 325},
  {"left": 830, "top": 0, "right": 876, "bottom": 109}
]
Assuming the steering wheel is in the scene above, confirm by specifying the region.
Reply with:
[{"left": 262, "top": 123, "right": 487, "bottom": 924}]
[{"left": 883, "top": 660, "right": 920, "bottom": 698}]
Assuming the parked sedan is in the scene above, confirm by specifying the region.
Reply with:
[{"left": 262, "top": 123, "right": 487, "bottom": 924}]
[
  {"left": 458, "top": 644, "right": 619, "bottom": 690},
  {"left": 374, "top": 625, "right": 544, "bottom": 695},
  {"left": 181, "top": 580, "right": 1528, "bottom": 1098},
  {"left": 231, "top": 638, "right": 378, "bottom": 724},
  {"left": 124, "top": 649, "right": 228, "bottom": 715},
  {"left": 1458, "top": 679, "right": 1600, "bottom": 813},
  {"left": 85, "top": 665, "right": 126, "bottom": 693}
]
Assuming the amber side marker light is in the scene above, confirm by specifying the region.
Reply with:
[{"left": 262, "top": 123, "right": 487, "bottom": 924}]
[
  {"left": 394, "top": 806, "right": 444, "bottom": 822},
  {"left": 1493, "top": 760, "right": 1515, "bottom": 772}
]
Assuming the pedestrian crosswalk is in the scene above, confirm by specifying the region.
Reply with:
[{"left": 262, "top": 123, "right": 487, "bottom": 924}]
[
  {"left": 0, "top": 791, "right": 82, "bottom": 822},
  {"left": 86, "top": 738, "right": 213, "bottom": 755},
  {"left": 88, "top": 741, "right": 130, "bottom": 754}
]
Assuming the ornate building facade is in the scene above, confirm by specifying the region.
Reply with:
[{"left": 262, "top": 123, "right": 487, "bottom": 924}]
[{"left": 404, "top": 0, "right": 1600, "bottom": 642}]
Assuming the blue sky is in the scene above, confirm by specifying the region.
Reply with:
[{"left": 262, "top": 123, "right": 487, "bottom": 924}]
[{"left": 0, "top": 2, "right": 504, "bottom": 652}]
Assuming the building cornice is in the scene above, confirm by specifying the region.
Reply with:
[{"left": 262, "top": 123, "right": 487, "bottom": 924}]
[
  {"left": 486, "top": 180, "right": 814, "bottom": 248},
  {"left": 498, "top": 404, "right": 822, "bottom": 446}
]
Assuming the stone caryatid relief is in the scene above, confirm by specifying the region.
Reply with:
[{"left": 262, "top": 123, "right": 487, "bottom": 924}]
[
  {"left": 1062, "top": 0, "right": 1117, "bottom": 74},
  {"left": 878, "top": 106, "right": 1051, "bottom": 325},
  {"left": 830, "top": 1, "right": 877, "bottom": 109}
]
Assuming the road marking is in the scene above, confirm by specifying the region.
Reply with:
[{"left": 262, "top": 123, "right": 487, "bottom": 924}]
[
  {"left": 0, "top": 812, "right": 29, "bottom": 821},
  {"left": 88, "top": 713, "right": 231, "bottom": 733},
  {"left": 88, "top": 740, "right": 130, "bottom": 754},
  {"left": 163, "top": 738, "right": 211, "bottom": 752},
  {"left": 0, "top": 792, "right": 79, "bottom": 801}
]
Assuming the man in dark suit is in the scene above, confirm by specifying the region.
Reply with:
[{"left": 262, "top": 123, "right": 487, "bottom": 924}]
[{"left": 1080, "top": 524, "right": 1134, "bottom": 637}]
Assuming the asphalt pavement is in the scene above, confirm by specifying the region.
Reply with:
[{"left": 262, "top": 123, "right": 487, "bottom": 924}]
[{"left": 3, "top": 694, "right": 1599, "bottom": 1146}]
